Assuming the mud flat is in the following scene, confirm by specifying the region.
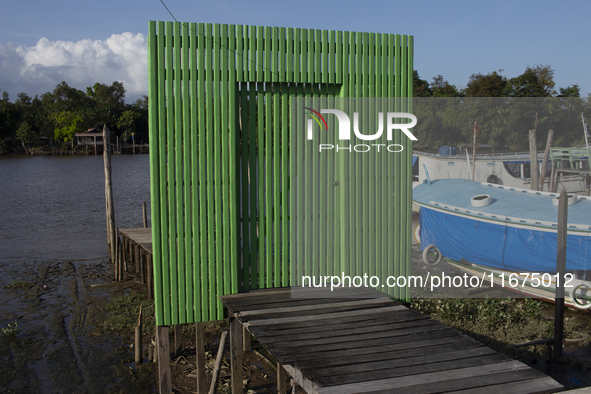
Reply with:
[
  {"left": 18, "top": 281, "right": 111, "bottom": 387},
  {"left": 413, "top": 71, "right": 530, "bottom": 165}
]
[{"left": 0, "top": 258, "right": 154, "bottom": 393}]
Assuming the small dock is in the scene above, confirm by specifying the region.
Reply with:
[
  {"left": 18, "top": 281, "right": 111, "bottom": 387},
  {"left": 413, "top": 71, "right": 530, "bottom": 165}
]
[
  {"left": 221, "top": 287, "right": 564, "bottom": 394},
  {"left": 117, "top": 227, "right": 153, "bottom": 298}
]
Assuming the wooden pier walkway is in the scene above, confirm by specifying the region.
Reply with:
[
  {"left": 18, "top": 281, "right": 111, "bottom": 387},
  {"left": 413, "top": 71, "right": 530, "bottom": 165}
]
[
  {"left": 117, "top": 227, "right": 153, "bottom": 298},
  {"left": 221, "top": 287, "right": 563, "bottom": 394}
]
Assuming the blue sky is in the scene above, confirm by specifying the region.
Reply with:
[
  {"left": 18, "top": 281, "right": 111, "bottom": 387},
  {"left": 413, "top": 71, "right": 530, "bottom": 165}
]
[{"left": 0, "top": 0, "right": 588, "bottom": 102}]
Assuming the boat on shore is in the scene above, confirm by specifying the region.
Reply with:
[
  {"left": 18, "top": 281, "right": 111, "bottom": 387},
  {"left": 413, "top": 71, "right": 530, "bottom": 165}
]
[{"left": 412, "top": 178, "right": 591, "bottom": 310}]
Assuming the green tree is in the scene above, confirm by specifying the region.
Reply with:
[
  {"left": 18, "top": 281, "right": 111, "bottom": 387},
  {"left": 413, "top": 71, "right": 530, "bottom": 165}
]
[
  {"left": 54, "top": 111, "right": 83, "bottom": 142},
  {"left": 557, "top": 84, "right": 580, "bottom": 97},
  {"left": 431, "top": 75, "right": 463, "bottom": 97},
  {"left": 464, "top": 71, "right": 506, "bottom": 97},
  {"left": 413, "top": 70, "right": 432, "bottom": 97},
  {"left": 16, "top": 121, "right": 37, "bottom": 153},
  {"left": 117, "top": 110, "right": 140, "bottom": 142},
  {"left": 505, "top": 72, "right": 546, "bottom": 97}
]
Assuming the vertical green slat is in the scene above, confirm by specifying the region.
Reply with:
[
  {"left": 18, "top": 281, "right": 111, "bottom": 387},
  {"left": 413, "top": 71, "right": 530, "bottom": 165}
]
[
  {"left": 315, "top": 29, "right": 321, "bottom": 84},
  {"left": 329, "top": 30, "right": 335, "bottom": 85},
  {"left": 205, "top": 23, "right": 216, "bottom": 317},
  {"left": 404, "top": 35, "right": 414, "bottom": 301},
  {"left": 393, "top": 34, "right": 401, "bottom": 299},
  {"left": 296, "top": 83, "right": 305, "bottom": 281},
  {"left": 148, "top": 21, "right": 164, "bottom": 325},
  {"left": 319, "top": 84, "right": 328, "bottom": 278},
  {"left": 257, "top": 88, "right": 265, "bottom": 287},
  {"left": 381, "top": 34, "right": 390, "bottom": 297},
  {"left": 271, "top": 27, "right": 278, "bottom": 83},
  {"left": 400, "top": 35, "right": 408, "bottom": 301},
  {"left": 279, "top": 27, "right": 286, "bottom": 83},
  {"left": 287, "top": 28, "right": 294, "bottom": 83},
  {"left": 189, "top": 22, "right": 201, "bottom": 321},
  {"left": 307, "top": 29, "right": 314, "bottom": 83},
  {"left": 257, "top": 26, "right": 264, "bottom": 82},
  {"left": 294, "top": 29, "right": 301, "bottom": 83},
  {"left": 281, "top": 83, "right": 289, "bottom": 286},
  {"left": 249, "top": 26, "right": 256, "bottom": 82},
  {"left": 265, "top": 87, "right": 272, "bottom": 287},
  {"left": 248, "top": 84, "right": 258, "bottom": 288},
  {"left": 265, "top": 26, "right": 271, "bottom": 82},
  {"left": 240, "top": 85, "right": 250, "bottom": 290},
  {"left": 197, "top": 23, "right": 209, "bottom": 320},
  {"left": 273, "top": 83, "right": 280, "bottom": 287},
  {"left": 229, "top": 25, "right": 239, "bottom": 296},
  {"left": 325, "top": 84, "right": 334, "bottom": 277},
  {"left": 311, "top": 86, "right": 319, "bottom": 278},
  {"left": 321, "top": 29, "right": 328, "bottom": 84},
  {"left": 165, "top": 21, "right": 178, "bottom": 326},
  {"left": 236, "top": 25, "right": 243, "bottom": 81},
  {"left": 182, "top": 22, "right": 193, "bottom": 323},
  {"left": 221, "top": 24, "right": 231, "bottom": 303},
  {"left": 300, "top": 29, "right": 307, "bottom": 83}
]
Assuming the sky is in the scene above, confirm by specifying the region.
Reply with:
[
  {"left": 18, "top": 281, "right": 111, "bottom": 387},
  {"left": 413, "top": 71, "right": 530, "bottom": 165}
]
[{"left": 0, "top": 0, "right": 589, "bottom": 104}]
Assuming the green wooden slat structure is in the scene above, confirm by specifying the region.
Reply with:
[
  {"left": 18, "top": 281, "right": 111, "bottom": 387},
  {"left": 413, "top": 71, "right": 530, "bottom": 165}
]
[{"left": 148, "top": 21, "right": 414, "bottom": 325}]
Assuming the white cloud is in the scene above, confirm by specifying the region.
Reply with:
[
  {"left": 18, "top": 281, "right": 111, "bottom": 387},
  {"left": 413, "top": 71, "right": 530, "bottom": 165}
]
[{"left": 0, "top": 33, "right": 147, "bottom": 103}]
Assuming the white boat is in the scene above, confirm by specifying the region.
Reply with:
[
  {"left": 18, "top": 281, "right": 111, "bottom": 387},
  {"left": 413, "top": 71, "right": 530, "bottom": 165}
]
[
  {"left": 413, "top": 178, "right": 591, "bottom": 310},
  {"left": 412, "top": 145, "right": 590, "bottom": 194}
]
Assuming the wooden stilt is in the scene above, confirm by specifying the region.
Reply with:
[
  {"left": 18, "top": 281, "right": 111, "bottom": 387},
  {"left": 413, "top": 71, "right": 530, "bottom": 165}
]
[
  {"left": 195, "top": 322, "right": 207, "bottom": 394},
  {"left": 209, "top": 330, "right": 229, "bottom": 394},
  {"left": 143, "top": 201, "right": 148, "bottom": 228},
  {"left": 140, "top": 249, "right": 145, "bottom": 284},
  {"left": 135, "top": 244, "right": 140, "bottom": 273},
  {"left": 174, "top": 325, "right": 182, "bottom": 357},
  {"left": 147, "top": 254, "right": 153, "bottom": 299},
  {"left": 229, "top": 315, "right": 243, "bottom": 394},
  {"left": 156, "top": 326, "right": 171, "bottom": 394},
  {"left": 242, "top": 326, "right": 251, "bottom": 352},
  {"left": 135, "top": 306, "right": 143, "bottom": 365},
  {"left": 554, "top": 189, "right": 568, "bottom": 360},
  {"left": 277, "top": 362, "right": 287, "bottom": 394}
]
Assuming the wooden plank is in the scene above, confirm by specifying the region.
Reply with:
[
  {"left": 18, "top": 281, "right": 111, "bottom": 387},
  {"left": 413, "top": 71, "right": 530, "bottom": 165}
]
[
  {"left": 361, "top": 369, "right": 553, "bottom": 394},
  {"left": 448, "top": 376, "right": 563, "bottom": 394},
  {"left": 255, "top": 319, "right": 440, "bottom": 344},
  {"left": 157, "top": 326, "right": 172, "bottom": 394},
  {"left": 195, "top": 322, "right": 207, "bottom": 394},
  {"left": 303, "top": 347, "right": 497, "bottom": 379},
  {"left": 244, "top": 305, "right": 406, "bottom": 327},
  {"left": 292, "top": 339, "right": 482, "bottom": 370},
  {"left": 315, "top": 353, "right": 511, "bottom": 386},
  {"left": 276, "top": 335, "right": 476, "bottom": 364},
  {"left": 238, "top": 297, "right": 394, "bottom": 316},
  {"left": 314, "top": 360, "right": 530, "bottom": 394},
  {"left": 277, "top": 362, "right": 287, "bottom": 394}
]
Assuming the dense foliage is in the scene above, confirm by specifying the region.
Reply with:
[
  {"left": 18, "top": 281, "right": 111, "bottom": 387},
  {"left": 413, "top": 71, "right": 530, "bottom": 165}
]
[{"left": 0, "top": 81, "right": 148, "bottom": 153}]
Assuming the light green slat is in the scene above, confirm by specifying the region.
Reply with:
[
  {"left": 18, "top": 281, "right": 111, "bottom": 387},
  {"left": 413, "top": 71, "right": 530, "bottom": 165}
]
[
  {"left": 240, "top": 85, "right": 250, "bottom": 290},
  {"left": 273, "top": 83, "right": 280, "bottom": 287},
  {"left": 213, "top": 23, "right": 224, "bottom": 319},
  {"left": 249, "top": 26, "right": 256, "bottom": 82},
  {"left": 286, "top": 28, "right": 293, "bottom": 83},
  {"left": 148, "top": 21, "right": 164, "bottom": 325},
  {"left": 303, "top": 84, "right": 312, "bottom": 278},
  {"left": 205, "top": 23, "right": 216, "bottom": 317},
  {"left": 319, "top": 84, "right": 327, "bottom": 278},
  {"left": 165, "top": 21, "right": 177, "bottom": 326},
  {"left": 265, "top": 87, "right": 272, "bottom": 287},
  {"left": 197, "top": 23, "right": 209, "bottom": 321},
  {"left": 279, "top": 27, "right": 285, "bottom": 83},
  {"left": 257, "top": 26, "right": 263, "bottom": 82},
  {"left": 322, "top": 29, "right": 328, "bottom": 84},
  {"left": 386, "top": 33, "right": 395, "bottom": 297},
  {"left": 326, "top": 85, "right": 335, "bottom": 277},
  {"left": 228, "top": 26, "right": 239, "bottom": 295},
  {"left": 221, "top": 24, "right": 231, "bottom": 301},
  {"left": 311, "top": 85, "right": 319, "bottom": 278},
  {"left": 265, "top": 26, "right": 271, "bottom": 82},
  {"left": 281, "top": 83, "right": 289, "bottom": 286},
  {"left": 296, "top": 83, "right": 305, "bottom": 281},
  {"left": 404, "top": 35, "right": 413, "bottom": 301},
  {"left": 294, "top": 28, "right": 301, "bottom": 83},
  {"left": 271, "top": 27, "right": 278, "bottom": 83},
  {"left": 182, "top": 22, "right": 193, "bottom": 323},
  {"left": 368, "top": 33, "right": 376, "bottom": 282},
  {"left": 257, "top": 88, "right": 265, "bottom": 287},
  {"left": 329, "top": 30, "right": 335, "bottom": 85},
  {"left": 382, "top": 34, "right": 391, "bottom": 297},
  {"left": 300, "top": 29, "right": 307, "bottom": 83},
  {"left": 307, "top": 29, "right": 314, "bottom": 83},
  {"left": 315, "top": 29, "right": 321, "bottom": 84},
  {"left": 248, "top": 84, "right": 258, "bottom": 289},
  {"left": 189, "top": 22, "right": 201, "bottom": 321},
  {"left": 236, "top": 25, "right": 243, "bottom": 81},
  {"left": 393, "top": 34, "right": 402, "bottom": 299}
]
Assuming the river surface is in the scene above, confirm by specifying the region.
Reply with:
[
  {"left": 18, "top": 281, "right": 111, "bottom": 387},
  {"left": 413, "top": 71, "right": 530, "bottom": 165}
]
[{"left": 0, "top": 155, "right": 151, "bottom": 263}]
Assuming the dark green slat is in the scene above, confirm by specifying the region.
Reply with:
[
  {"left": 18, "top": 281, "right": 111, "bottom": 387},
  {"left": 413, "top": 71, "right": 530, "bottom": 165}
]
[
  {"left": 271, "top": 27, "right": 278, "bottom": 83},
  {"left": 264, "top": 86, "right": 272, "bottom": 287},
  {"left": 286, "top": 28, "right": 293, "bottom": 83},
  {"left": 318, "top": 84, "right": 328, "bottom": 278},
  {"left": 281, "top": 83, "right": 289, "bottom": 287},
  {"left": 240, "top": 85, "right": 250, "bottom": 290},
  {"left": 315, "top": 29, "right": 321, "bottom": 84},
  {"left": 265, "top": 26, "right": 271, "bottom": 82},
  {"left": 329, "top": 30, "right": 335, "bottom": 85},
  {"left": 279, "top": 27, "right": 285, "bottom": 83},
  {"left": 236, "top": 25, "right": 243, "bottom": 81},
  {"left": 307, "top": 29, "right": 314, "bottom": 83},
  {"left": 181, "top": 22, "right": 193, "bottom": 323},
  {"left": 404, "top": 35, "right": 414, "bottom": 301},
  {"left": 294, "top": 28, "right": 301, "bottom": 83},
  {"left": 311, "top": 85, "right": 319, "bottom": 278},
  {"left": 147, "top": 21, "right": 164, "bottom": 325},
  {"left": 393, "top": 34, "right": 402, "bottom": 299},
  {"left": 257, "top": 26, "right": 263, "bottom": 82},
  {"left": 228, "top": 26, "right": 239, "bottom": 295},
  {"left": 296, "top": 83, "right": 305, "bottom": 282},
  {"left": 197, "top": 23, "right": 209, "bottom": 321},
  {"left": 248, "top": 83, "right": 258, "bottom": 289},
  {"left": 322, "top": 29, "right": 328, "bottom": 84},
  {"left": 165, "top": 21, "right": 177, "bottom": 326},
  {"left": 257, "top": 88, "right": 265, "bottom": 287},
  {"left": 300, "top": 29, "right": 307, "bottom": 84},
  {"left": 249, "top": 26, "right": 256, "bottom": 82},
  {"left": 221, "top": 24, "right": 231, "bottom": 302},
  {"left": 273, "top": 83, "right": 280, "bottom": 287}
]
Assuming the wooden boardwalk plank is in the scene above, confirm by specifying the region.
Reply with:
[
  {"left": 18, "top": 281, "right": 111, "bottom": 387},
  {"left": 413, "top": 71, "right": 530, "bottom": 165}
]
[{"left": 238, "top": 297, "right": 393, "bottom": 316}]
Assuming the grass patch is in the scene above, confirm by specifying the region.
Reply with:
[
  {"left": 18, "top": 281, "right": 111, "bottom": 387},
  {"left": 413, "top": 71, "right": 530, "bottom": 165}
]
[
  {"left": 100, "top": 293, "right": 156, "bottom": 337},
  {"left": 410, "top": 297, "right": 588, "bottom": 362},
  {"left": 1, "top": 321, "right": 20, "bottom": 338},
  {"left": 4, "top": 280, "right": 33, "bottom": 289}
]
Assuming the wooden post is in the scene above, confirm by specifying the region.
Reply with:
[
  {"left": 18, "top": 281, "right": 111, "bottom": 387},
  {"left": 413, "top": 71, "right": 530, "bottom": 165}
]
[
  {"left": 539, "top": 130, "right": 554, "bottom": 191},
  {"left": 209, "top": 330, "right": 229, "bottom": 394},
  {"left": 156, "top": 326, "right": 171, "bottom": 394},
  {"left": 277, "top": 362, "right": 287, "bottom": 394},
  {"left": 229, "top": 316, "right": 243, "bottom": 394},
  {"left": 242, "top": 326, "right": 251, "bottom": 352},
  {"left": 147, "top": 253, "right": 153, "bottom": 299},
  {"left": 554, "top": 189, "right": 568, "bottom": 360},
  {"left": 103, "top": 124, "right": 117, "bottom": 267},
  {"left": 143, "top": 202, "right": 148, "bottom": 228},
  {"left": 195, "top": 322, "right": 207, "bottom": 394},
  {"left": 135, "top": 305, "right": 143, "bottom": 365},
  {"left": 529, "top": 129, "right": 539, "bottom": 191},
  {"left": 173, "top": 325, "right": 182, "bottom": 357},
  {"left": 135, "top": 244, "right": 140, "bottom": 273}
]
